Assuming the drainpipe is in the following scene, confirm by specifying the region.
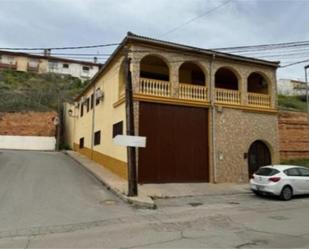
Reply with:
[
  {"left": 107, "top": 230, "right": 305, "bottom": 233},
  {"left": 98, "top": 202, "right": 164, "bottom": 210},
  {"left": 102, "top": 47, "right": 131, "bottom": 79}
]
[
  {"left": 209, "top": 53, "right": 217, "bottom": 183},
  {"left": 90, "top": 85, "right": 96, "bottom": 159},
  {"left": 73, "top": 104, "right": 76, "bottom": 150}
]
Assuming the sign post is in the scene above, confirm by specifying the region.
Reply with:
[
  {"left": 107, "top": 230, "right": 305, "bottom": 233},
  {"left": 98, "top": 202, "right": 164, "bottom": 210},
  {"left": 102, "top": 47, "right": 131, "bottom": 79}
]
[{"left": 113, "top": 135, "right": 146, "bottom": 148}]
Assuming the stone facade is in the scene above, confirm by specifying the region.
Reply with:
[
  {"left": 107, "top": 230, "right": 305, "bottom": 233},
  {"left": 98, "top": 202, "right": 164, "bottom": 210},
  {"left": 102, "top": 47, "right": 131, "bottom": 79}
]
[{"left": 214, "top": 108, "right": 279, "bottom": 183}]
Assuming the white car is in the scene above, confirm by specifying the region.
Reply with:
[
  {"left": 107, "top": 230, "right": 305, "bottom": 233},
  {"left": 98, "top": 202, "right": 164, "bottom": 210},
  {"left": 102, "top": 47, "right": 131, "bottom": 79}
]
[{"left": 250, "top": 165, "right": 309, "bottom": 200}]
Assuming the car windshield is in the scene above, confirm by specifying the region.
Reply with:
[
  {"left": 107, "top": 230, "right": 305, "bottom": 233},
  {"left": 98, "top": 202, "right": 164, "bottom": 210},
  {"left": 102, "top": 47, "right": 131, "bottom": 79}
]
[{"left": 255, "top": 167, "right": 279, "bottom": 176}]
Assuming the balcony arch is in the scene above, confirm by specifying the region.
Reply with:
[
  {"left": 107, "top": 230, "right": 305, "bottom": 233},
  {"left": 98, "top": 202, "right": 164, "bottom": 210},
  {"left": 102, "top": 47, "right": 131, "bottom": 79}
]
[
  {"left": 140, "top": 54, "right": 170, "bottom": 81},
  {"left": 247, "top": 72, "right": 271, "bottom": 108},
  {"left": 139, "top": 54, "right": 171, "bottom": 97},
  {"left": 215, "top": 67, "right": 241, "bottom": 105},
  {"left": 247, "top": 72, "right": 269, "bottom": 94},
  {"left": 215, "top": 67, "right": 240, "bottom": 90},
  {"left": 179, "top": 62, "right": 206, "bottom": 86}
]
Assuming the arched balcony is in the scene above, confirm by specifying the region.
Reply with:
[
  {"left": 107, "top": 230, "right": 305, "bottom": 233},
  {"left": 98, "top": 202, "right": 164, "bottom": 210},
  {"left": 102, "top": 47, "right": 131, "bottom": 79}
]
[
  {"left": 178, "top": 62, "right": 208, "bottom": 101},
  {"left": 215, "top": 67, "right": 241, "bottom": 105},
  {"left": 247, "top": 72, "right": 271, "bottom": 108},
  {"left": 139, "top": 55, "right": 171, "bottom": 97}
]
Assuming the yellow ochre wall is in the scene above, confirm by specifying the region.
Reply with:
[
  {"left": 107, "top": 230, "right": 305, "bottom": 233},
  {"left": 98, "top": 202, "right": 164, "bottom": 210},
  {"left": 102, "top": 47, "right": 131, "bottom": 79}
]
[{"left": 64, "top": 54, "right": 128, "bottom": 179}]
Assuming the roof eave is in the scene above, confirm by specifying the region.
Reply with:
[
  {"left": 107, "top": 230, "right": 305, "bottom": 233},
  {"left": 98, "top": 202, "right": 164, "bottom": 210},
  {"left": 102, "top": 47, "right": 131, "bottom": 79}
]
[
  {"left": 125, "top": 33, "right": 280, "bottom": 68},
  {"left": 74, "top": 36, "right": 129, "bottom": 101}
]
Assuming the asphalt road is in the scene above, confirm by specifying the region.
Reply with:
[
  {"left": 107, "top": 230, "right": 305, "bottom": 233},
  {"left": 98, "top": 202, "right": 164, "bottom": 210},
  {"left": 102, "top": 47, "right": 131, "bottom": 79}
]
[
  {"left": 1, "top": 150, "right": 309, "bottom": 248},
  {"left": 0, "top": 150, "right": 136, "bottom": 233}
]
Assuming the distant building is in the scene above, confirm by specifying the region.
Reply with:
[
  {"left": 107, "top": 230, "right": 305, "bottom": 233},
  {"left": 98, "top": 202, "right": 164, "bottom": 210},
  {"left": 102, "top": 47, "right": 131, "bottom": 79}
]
[
  {"left": 0, "top": 50, "right": 101, "bottom": 81},
  {"left": 278, "top": 79, "right": 307, "bottom": 96}
]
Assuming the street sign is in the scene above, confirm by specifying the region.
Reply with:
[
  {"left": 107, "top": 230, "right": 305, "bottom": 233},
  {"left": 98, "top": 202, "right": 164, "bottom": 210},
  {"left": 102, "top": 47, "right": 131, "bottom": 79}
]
[{"left": 113, "top": 135, "right": 146, "bottom": 148}]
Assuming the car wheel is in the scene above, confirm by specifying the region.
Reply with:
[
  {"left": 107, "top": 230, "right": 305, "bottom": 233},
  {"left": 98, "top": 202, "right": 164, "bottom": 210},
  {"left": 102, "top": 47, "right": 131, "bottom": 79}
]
[{"left": 280, "top": 186, "right": 293, "bottom": 201}]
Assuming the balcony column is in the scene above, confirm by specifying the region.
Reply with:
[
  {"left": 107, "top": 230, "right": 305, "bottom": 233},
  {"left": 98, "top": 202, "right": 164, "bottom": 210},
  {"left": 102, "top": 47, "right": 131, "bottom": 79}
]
[
  {"left": 270, "top": 72, "right": 276, "bottom": 109},
  {"left": 130, "top": 58, "right": 141, "bottom": 94},
  {"left": 240, "top": 76, "right": 247, "bottom": 105},
  {"left": 209, "top": 68, "right": 216, "bottom": 103},
  {"left": 170, "top": 62, "right": 181, "bottom": 98}
]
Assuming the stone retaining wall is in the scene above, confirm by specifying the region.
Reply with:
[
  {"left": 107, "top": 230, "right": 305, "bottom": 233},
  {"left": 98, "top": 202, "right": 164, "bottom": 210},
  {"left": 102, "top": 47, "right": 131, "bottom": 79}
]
[
  {"left": 0, "top": 111, "right": 57, "bottom": 136},
  {"left": 279, "top": 111, "right": 309, "bottom": 160}
]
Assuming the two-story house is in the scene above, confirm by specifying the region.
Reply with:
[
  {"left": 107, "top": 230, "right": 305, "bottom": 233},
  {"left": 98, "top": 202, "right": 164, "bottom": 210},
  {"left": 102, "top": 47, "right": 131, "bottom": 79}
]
[
  {"left": 64, "top": 32, "right": 280, "bottom": 183},
  {"left": 0, "top": 50, "right": 100, "bottom": 80}
]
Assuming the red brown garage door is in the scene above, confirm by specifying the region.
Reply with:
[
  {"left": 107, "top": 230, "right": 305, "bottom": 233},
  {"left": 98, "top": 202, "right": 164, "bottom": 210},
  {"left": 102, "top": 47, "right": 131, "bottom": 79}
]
[{"left": 138, "top": 102, "right": 209, "bottom": 183}]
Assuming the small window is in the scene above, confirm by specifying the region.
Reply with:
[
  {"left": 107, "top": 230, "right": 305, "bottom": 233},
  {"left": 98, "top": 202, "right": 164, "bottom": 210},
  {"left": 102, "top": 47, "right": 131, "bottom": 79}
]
[
  {"left": 83, "top": 66, "right": 90, "bottom": 71},
  {"left": 79, "top": 137, "right": 84, "bottom": 149},
  {"left": 113, "top": 121, "right": 123, "bottom": 138},
  {"left": 63, "top": 63, "right": 69, "bottom": 68},
  {"left": 284, "top": 168, "right": 301, "bottom": 176},
  {"left": 90, "top": 94, "right": 94, "bottom": 109},
  {"left": 95, "top": 88, "right": 101, "bottom": 105},
  {"left": 80, "top": 104, "right": 84, "bottom": 117},
  {"left": 255, "top": 167, "right": 279, "bottom": 176},
  {"left": 86, "top": 98, "right": 90, "bottom": 112},
  {"left": 94, "top": 131, "right": 101, "bottom": 146}
]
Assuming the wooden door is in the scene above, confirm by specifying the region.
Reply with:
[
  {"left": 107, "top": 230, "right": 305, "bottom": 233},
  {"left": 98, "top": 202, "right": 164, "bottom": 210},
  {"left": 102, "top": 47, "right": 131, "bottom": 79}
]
[
  {"left": 248, "top": 140, "right": 271, "bottom": 178},
  {"left": 138, "top": 102, "right": 209, "bottom": 183}
]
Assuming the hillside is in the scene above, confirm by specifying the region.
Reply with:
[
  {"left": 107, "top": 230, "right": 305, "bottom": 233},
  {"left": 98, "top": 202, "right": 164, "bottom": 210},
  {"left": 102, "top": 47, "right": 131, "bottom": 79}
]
[
  {"left": 0, "top": 69, "right": 85, "bottom": 112},
  {"left": 278, "top": 95, "right": 307, "bottom": 112}
]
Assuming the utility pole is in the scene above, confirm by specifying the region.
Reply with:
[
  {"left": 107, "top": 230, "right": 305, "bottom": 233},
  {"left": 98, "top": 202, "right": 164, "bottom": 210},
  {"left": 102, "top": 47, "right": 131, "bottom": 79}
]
[
  {"left": 124, "top": 49, "right": 138, "bottom": 196},
  {"left": 305, "top": 65, "right": 309, "bottom": 121}
]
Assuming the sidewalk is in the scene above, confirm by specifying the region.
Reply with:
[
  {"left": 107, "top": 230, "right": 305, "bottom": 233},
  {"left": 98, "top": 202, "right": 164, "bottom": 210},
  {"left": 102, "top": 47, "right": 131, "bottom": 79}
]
[
  {"left": 64, "top": 151, "right": 155, "bottom": 209},
  {"left": 65, "top": 151, "right": 250, "bottom": 208}
]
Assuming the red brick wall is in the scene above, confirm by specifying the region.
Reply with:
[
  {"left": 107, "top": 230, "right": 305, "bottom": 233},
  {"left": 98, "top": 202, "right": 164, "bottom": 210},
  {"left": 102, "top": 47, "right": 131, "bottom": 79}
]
[
  {"left": 279, "top": 111, "right": 309, "bottom": 160},
  {"left": 0, "top": 112, "right": 57, "bottom": 136}
]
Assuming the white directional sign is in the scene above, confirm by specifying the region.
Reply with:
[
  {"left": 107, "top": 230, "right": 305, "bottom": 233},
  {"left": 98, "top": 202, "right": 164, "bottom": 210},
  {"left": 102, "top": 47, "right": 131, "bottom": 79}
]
[{"left": 113, "top": 135, "right": 146, "bottom": 148}]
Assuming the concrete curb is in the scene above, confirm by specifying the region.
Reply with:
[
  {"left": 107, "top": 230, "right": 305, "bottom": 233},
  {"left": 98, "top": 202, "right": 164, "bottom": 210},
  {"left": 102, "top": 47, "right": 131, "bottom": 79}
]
[{"left": 63, "top": 151, "right": 156, "bottom": 209}]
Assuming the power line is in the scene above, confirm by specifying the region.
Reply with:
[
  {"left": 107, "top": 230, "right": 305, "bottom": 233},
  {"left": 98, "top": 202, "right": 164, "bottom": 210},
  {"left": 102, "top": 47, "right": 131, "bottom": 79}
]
[
  {"left": 281, "top": 58, "right": 309, "bottom": 68},
  {"left": 213, "top": 40, "right": 309, "bottom": 52},
  {"left": 160, "top": 0, "right": 232, "bottom": 37},
  {"left": 32, "top": 53, "right": 112, "bottom": 56},
  {"left": 0, "top": 43, "right": 120, "bottom": 51}
]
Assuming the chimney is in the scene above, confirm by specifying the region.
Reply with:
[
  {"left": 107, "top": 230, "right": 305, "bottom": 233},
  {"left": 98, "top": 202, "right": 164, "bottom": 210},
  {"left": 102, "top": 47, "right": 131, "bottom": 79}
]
[{"left": 44, "top": 49, "right": 51, "bottom": 56}]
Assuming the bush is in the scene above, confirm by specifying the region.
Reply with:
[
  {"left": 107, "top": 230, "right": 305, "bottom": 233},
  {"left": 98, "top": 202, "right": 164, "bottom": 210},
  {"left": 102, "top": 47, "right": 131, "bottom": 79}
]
[
  {"left": 0, "top": 70, "right": 84, "bottom": 112},
  {"left": 278, "top": 95, "right": 307, "bottom": 112}
]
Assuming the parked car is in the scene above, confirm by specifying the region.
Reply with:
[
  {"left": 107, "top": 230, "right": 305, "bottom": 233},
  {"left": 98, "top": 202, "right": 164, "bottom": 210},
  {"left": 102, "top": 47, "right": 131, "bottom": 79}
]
[{"left": 250, "top": 165, "right": 309, "bottom": 200}]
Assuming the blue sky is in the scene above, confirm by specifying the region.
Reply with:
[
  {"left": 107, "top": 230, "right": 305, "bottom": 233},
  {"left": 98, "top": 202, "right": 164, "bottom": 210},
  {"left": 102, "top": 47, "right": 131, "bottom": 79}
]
[{"left": 0, "top": 0, "right": 309, "bottom": 80}]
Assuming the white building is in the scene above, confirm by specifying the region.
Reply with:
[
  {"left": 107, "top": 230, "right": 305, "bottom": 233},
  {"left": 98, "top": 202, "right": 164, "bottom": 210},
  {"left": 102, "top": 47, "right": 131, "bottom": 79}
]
[
  {"left": 0, "top": 50, "right": 101, "bottom": 81},
  {"left": 278, "top": 79, "right": 307, "bottom": 96}
]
